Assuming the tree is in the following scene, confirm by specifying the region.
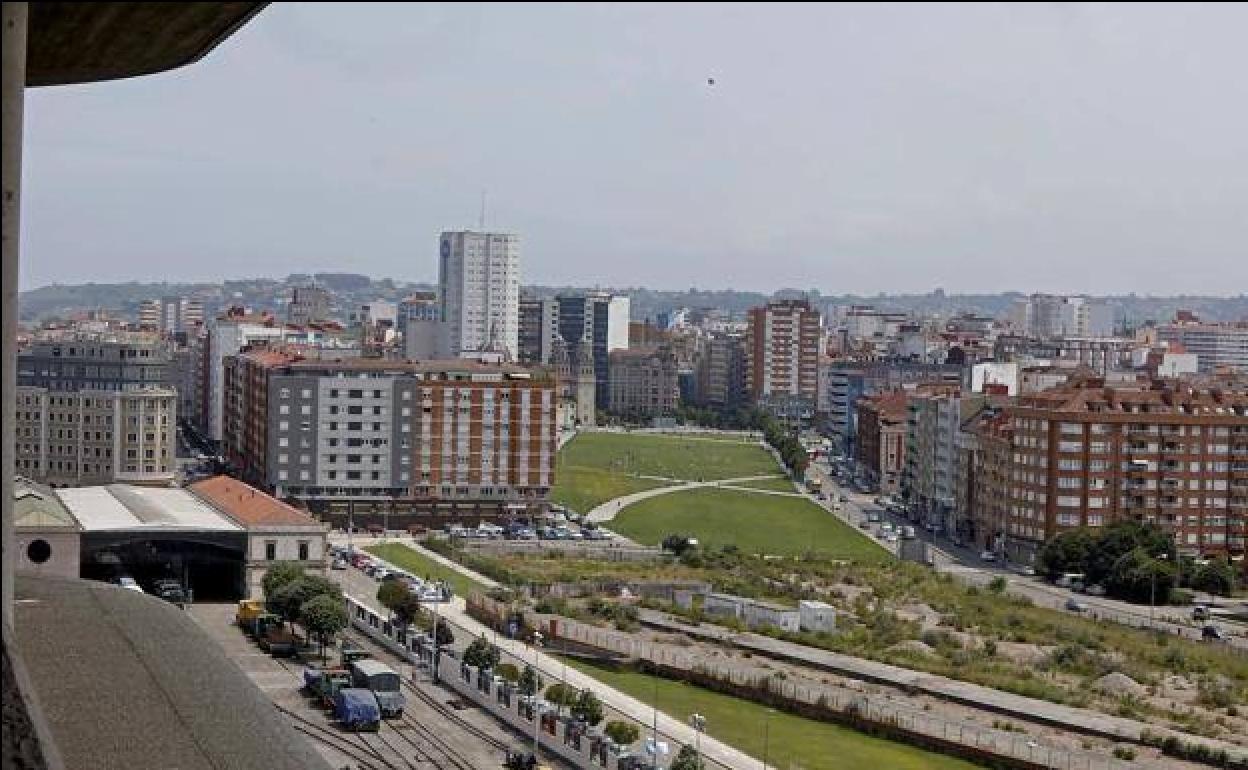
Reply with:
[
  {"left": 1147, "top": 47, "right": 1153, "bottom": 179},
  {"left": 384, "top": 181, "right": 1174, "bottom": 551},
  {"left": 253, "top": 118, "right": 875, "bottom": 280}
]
[
  {"left": 604, "top": 720, "right": 640, "bottom": 747},
  {"left": 671, "top": 745, "right": 704, "bottom": 770},
  {"left": 1105, "top": 547, "right": 1176, "bottom": 604},
  {"left": 377, "top": 580, "right": 411, "bottom": 619},
  {"left": 269, "top": 575, "right": 343, "bottom": 629},
  {"left": 544, "top": 682, "right": 579, "bottom": 714},
  {"left": 1190, "top": 557, "right": 1237, "bottom": 597},
  {"left": 518, "top": 664, "right": 543, "bottom": 696},
  {"left": 661, "top": 534, "right": 695, "bottom": 556},
  {"left": 262, "top": 562, "right": 305, "bottom": 602},
  {"left": 572, "top": 689, "right": 604, "bottom": 726},
  {"left": 463, "top": 635, "right": 501, "bottom": 670},
  {"left": 1086, "top": 521, "right": 1171, "bottom": 586},
  {"left": 434, "top": 619, "right": 455, "bottom": 647},
  {"left": 301, "top": 594, "right": 348, "bottom": 661},
  {"left": 1037, "top": 529, "right": 1097, "bottom": 581}
]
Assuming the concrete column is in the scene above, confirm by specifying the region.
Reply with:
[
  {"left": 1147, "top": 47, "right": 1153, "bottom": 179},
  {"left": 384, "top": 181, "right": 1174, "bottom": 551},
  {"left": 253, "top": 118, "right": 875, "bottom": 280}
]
[{"left": 2, "top": 1, "right": 29, "bottom": 631}]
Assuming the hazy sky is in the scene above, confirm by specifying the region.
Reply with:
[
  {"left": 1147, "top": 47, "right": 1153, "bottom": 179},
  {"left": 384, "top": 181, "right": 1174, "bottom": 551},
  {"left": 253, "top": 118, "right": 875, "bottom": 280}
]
[{"left": 20, "top": 3, "right": 1248, "bottom": 294}]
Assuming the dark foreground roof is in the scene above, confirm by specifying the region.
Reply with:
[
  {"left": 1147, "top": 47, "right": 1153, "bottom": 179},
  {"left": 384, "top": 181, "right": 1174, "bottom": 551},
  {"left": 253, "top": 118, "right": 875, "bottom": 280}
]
[{"left": 13, "top": 575, "right": 331, "bottom": 770}]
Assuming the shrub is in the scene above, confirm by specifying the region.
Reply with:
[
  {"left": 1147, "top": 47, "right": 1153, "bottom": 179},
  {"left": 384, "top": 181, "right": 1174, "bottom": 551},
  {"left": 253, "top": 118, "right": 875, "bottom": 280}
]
[
  {"left": 1112, "top": 747, "right": 1136, "bottom": 760},
  {"left": 605, "top": 720, "right": 640, "bottom": 746},
  {"left": 988, "top": 576, "right": 1007, "bottom": 594}
]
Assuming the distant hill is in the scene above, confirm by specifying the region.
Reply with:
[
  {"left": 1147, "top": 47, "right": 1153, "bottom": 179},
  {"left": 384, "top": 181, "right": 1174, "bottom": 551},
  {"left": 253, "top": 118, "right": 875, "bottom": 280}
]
[{"left": 18, "top": 278, "right": 1247, "bottom": 326}]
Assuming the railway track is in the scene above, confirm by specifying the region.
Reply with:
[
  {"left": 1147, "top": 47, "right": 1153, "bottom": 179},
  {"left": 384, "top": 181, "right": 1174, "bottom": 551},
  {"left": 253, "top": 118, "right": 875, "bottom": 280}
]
[{"left": 273, "top": 701, "right": 388, "bottom": 770}]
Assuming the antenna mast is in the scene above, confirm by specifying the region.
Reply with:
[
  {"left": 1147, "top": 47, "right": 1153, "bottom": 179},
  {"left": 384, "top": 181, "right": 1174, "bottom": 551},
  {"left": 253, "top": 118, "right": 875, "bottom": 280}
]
[{"left": 479, "top": 189, "right": 487, "bottom": 230}]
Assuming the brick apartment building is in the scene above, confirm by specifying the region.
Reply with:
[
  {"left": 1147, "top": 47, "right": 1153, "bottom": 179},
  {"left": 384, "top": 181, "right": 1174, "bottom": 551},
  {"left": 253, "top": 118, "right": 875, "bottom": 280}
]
[
  {"left": 746, "top": 299, "right": 822, "bottom": 421},
  {"left": 222, "top": 350, "right": 558, "bottom": 527},
  {"left": 965, "top": 377, "right": 1248, "bottom": 563}
]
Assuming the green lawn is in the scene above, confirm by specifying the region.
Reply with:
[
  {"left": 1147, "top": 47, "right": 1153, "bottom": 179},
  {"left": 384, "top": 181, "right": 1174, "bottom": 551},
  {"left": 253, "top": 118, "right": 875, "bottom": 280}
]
[
  {"left": 551, "top": 465, "right": 672, "bottom": 514},
  {"left": 724, "top": 476, "right": 799, "bottom": 493},
  {"left": 559, "top": 432, "right": 779, "bottom": 481},
  {"left": 564, "top": 657, "right": 978, "bottom": 770},
  {"left": 365, "top": 543, "right": 487, "bottom": 599},
  {"left": 612, "top": 487, "right": 889, "bottom": 563}
]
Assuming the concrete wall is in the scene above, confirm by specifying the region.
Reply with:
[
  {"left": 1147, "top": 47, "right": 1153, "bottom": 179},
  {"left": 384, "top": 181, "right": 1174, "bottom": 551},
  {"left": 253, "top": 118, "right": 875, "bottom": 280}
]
[{"left": 14, "top": 530, "right": 79, "bottom": 580}]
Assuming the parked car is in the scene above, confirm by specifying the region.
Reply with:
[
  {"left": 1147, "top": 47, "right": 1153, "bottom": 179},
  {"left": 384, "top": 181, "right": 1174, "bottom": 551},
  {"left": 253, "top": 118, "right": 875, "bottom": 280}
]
[
  {"left": 901, "top": 526, "right": 916, "bottom": 540},
  {"left": 1084, "top": 584, "right": 1106, "bottom": 597},
  {"left": 1202, "top": 625, "right": 1226, "bottom": 642},
  {"left": 1192, "top": 605, "right": 1211, "bottom": 621},
  {"left": 979, "top": 550, "right": 996, "bottom": 562},
  {"left": 332, "top": 558, "right": 348, "bottom": 570},
  {"left": 114, "top": 576, "right": 145, "bottom": 594},
  {"left": 1064, "top": 598, "right": 1089, "bottom": 613}
]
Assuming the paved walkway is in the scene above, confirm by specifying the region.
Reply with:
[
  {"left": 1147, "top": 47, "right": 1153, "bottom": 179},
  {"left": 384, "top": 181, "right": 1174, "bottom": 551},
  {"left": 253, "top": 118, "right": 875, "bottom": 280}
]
[
  {"left": 585, "top": 474, "right": 795, "bottom": 523},
  {"left": 638, "top": 609, "right": 1248, "bottom": 763}
]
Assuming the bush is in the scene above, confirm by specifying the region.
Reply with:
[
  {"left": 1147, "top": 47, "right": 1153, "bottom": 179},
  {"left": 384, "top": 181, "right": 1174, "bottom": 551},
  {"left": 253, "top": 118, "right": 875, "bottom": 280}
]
[
  {"left": 495, "top": 663, "right": 520, "bottom": 683},
  {"left": 987, "top": 576, "right": 1007, "bottom": 594},
  {"left": 544, "top": 682, "right": 580, "bottom": 711},
  {"left": 604, "top": 720, "right": 641, "bottom": 747},
  {"left": 572, "top": 690, "right": 604, "bottom": 726},
  {"left": 1112, "top": 747, "right": 1137, "bottom": 760}
]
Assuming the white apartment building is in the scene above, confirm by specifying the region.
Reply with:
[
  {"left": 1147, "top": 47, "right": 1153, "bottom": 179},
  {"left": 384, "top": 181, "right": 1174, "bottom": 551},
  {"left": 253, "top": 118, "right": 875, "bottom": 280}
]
[
  {"left": 438, "top": 231, "right": 520, "bottom": 361},
  {"left": 1157, "top": 322, "right": 1248, "bottom": 373},
  {"left": 1010, "top": 295, "right": 1114, "bottom": 339},
  {"left": 207, "top": 317, "right": 287, "bottom": 443}
]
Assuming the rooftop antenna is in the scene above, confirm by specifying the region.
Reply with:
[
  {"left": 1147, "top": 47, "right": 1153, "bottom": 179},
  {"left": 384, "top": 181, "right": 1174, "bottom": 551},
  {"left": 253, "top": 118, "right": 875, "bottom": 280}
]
[{"left": 478, "top": 189, "right": 487, "bottom": 230}]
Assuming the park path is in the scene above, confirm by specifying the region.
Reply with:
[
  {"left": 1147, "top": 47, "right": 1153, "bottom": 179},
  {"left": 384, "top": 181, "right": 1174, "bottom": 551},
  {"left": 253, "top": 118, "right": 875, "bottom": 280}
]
[{"left": 585, "top": 474, "right": 799, "bottom": 524}]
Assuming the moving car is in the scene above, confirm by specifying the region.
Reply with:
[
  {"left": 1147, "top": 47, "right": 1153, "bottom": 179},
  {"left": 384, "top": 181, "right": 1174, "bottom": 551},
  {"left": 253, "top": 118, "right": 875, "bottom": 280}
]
[
  {"left": 1202, "top": 625, "right": 1226, "bottom": 642},
  {"left": 979, "top": 550, "right": 996, "bottom": 562},
  {"left": 1192, "top": 605, "right": 1211, "bottom": 621},
  {"left": 1064, "top": 598, "right": 1089, "bottom": 613}
]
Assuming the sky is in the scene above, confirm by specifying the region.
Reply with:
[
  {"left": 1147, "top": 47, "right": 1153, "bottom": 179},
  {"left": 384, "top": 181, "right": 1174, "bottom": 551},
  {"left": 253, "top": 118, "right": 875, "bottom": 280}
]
[{"left": 19, "top": 3, "right": 1248, "bottom": 294}]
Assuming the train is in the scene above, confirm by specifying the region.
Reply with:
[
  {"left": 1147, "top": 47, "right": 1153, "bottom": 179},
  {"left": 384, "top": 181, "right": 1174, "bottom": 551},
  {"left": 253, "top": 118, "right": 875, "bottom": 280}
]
[{"left": 344, "top": 594, "right": 443, "bottom": 672}]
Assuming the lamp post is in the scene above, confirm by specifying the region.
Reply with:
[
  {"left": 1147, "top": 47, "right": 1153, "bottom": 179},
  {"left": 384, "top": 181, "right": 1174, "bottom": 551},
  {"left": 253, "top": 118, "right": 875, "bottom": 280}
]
[
  {"left": 689, "top": 713, "right": 706, "bottom": 768},
  {"left": 1153, "top": 552, "right": 1170, "bottom": 628},
  {"left": 532, "top": 630, "right": 544, "bottom": 761}
]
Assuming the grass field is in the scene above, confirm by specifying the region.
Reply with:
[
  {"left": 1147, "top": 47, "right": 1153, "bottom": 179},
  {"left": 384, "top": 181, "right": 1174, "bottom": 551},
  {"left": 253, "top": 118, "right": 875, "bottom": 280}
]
[
  {"left": 365, "top": 543, "right": 487, "bottom": 599},
  {"left": 558, "top": 432, "right": 779, "bottom": 481},
  {"left": 550, "top": 465, "right": 672, "bottom": 514},
  {"left": 563, "top": 657, "right": 978, "bottom": 770},
  {"left": 612, "top": 487, "right": 889, "bottom": 562},
  {"left": 724, "top": 476, "right": 799, "bottom": 493}
]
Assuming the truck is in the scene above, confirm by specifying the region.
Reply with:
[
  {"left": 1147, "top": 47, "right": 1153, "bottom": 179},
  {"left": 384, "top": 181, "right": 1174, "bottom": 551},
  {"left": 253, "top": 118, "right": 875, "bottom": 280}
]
[
  {"left": 235, "top": 599, "right": 266, "bottom": 629},
  {"left": 303, "top": 665, "right": 352, "bottom": 708},
  {"left": 261, "top": 626, "right": 299, "bottom": 657},
  {"left": 333, "top": 688, "right": 382, "bottom": 732},
  {"left": 349, "top": 659, "right": 405, "bottom": 717}
]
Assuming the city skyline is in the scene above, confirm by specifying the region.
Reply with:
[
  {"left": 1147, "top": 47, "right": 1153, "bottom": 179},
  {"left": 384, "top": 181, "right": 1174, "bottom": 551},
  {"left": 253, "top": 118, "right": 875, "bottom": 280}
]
[{"left": 21, "top": 3, "right": 1248, "bottom": 295}]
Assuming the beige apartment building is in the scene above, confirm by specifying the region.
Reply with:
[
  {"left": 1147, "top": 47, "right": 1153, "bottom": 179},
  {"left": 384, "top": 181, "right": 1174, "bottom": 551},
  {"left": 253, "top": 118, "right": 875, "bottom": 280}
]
[{"left": 14, "top": 386, "right": 177, "bottom": 488}]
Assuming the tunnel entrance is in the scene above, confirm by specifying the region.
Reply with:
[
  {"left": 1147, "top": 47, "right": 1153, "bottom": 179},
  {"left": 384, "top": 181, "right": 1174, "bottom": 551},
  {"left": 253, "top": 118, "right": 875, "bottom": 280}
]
[{"left": 81, "top": 532, "right": 246, "bottom": 601}]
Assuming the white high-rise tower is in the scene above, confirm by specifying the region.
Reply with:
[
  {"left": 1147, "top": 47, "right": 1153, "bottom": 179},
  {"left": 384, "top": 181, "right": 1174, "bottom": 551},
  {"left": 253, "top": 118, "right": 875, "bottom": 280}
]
[{"left": 438, "top": 231, "right": 521, "bottom": 360}]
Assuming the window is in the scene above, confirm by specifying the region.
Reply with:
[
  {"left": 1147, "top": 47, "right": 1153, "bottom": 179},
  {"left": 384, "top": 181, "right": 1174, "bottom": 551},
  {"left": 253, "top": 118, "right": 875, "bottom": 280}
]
[
  {"left": 279, "top": 404, "right": 290, "bottom": 415},
  {"left": 298, "top": 541, "right": 309, "bottom": 561},
  {"left": 301, "top": 389, "right": 312, "bottom": 399},
  {"left": 265, "top": 541, "right": 277, "bottom": 561}
]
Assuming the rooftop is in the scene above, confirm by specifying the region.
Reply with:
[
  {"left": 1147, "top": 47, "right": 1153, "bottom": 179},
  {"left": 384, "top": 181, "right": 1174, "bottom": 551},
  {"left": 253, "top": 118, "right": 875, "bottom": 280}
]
[
  {"left": 57, "top": 485, "right": 241, "bottom": 533},
  {"left": 13, "top": 478, "right": 77, "bottom": 531},
  {"left": 190, "top": 476, "right": 324, "bottom": 529},
  {"left": 13, "top": 575, "right": 330, "bottom": 770}
]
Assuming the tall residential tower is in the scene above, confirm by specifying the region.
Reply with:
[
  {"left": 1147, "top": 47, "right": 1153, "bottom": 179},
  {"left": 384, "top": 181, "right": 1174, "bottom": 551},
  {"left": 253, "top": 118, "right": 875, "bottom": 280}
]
[{"left": 438, "top": 231, "right": 520, "bottom": 360}]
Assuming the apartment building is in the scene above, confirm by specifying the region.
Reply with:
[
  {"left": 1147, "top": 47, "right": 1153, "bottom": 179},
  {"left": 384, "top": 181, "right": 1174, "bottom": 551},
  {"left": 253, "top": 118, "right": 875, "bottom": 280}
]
[
  {"left": 902, "top": 388, "right": 978, "bottom": 533},
  {"left": 517, "top": 296, "right": 559, "bottom": 365},
  {"left": 1157, "top": 321, "right": 1248, "bottom": 373},
  {"left": 18, "top": 331, "right": 173, "bottom": 392},
  {"left": 746, "top": 299, "right": 821, "bottom": 419},
  {"left": 854, "top": 391, "right": 909, "bottom": 495},
  {"left": 694, "top": 331, "right": 746, "bottom": 410},
  {"left": 1009, "top": 295, "right": 1114, "bottom": 339},
  {"left": 823, "top": 362, "right": 963, "bottom": 453},
  {"left": 399, "top": 292, "right": 440, "bottom": 360},
  {"left": 967, "top": 378, "right": 1248, "bottom": 563},
  {"left": 222, "top": 352, "right": 557, "bottom": 524},
  {"left": 287, "top": 286, "right": 332, "bottom": 326},
  {"left": 438, "top": 231, "right": 521, "bottom": 360},
  {"left": 15, "top": 386, "right": 177, "bottom": 488},
  {"left": 138, "top": 296, "right": 205, "bottom": 333},
  {"left": 607, "top": 347, "right": 680, "bottom": 421},
  {"left": 554, "top": 292, "right": 631, "bottom": 409}
]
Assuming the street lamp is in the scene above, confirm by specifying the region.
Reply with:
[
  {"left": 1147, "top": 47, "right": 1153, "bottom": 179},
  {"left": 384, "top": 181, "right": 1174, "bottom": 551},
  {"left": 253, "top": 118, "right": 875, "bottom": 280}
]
[
  {"left": 689, "top": 713, "right": 706, "bottom": 768},
  {"left": 1153, "top": 553, "right": 1170, "bottom": 627},
  {"left": 532, "top": 630, "right": 544, "bottom": 761}
]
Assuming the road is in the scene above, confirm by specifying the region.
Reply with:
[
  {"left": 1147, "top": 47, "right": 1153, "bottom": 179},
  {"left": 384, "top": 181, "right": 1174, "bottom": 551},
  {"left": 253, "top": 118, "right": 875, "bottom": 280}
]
[
  {"left": 330, "top": 540, "right": 759, "bottom": 770},
  {"left": 803, "top": 459, "right": 1248, "bottom": 649}
]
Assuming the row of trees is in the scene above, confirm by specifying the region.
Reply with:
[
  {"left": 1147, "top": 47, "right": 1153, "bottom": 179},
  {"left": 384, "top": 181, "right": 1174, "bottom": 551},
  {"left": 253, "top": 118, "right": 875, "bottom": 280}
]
[
  {"left": 756, "top": 412, "right": 808, "bottom": 479},
  {"left": 377, "top": 579, "right": 455, "bottom": 646},
  {"left": 1038, "top": 521, "right": 1239, "bottom": 602},
  {"left": 261, "top": 563, "right": 348, "bottom": 659}
]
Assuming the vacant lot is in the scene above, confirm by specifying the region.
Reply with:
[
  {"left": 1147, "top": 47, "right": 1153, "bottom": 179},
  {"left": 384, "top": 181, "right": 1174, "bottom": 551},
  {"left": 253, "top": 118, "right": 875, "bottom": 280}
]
[
  {"left": 365, "top": 543, "right": 488, "bottom": 599},
  {"left": 612, "top": 487, "right": 889, "bottom": 563},
  {"left": 564, "top": 657, "right": 979, "bottom": 770}
]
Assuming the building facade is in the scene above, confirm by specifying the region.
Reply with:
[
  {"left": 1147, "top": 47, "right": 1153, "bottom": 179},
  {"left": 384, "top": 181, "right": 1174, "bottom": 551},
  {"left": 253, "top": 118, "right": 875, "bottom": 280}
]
[
  {"left": 745, "top": 299, "right": 821, "bottom": 416},
  {"left": 18, "top": 331, "right": 173, "bottom": 392},
  {"left": 824, "top": 362, "right": 963, "bottom": 453},
  {"left": 694, "top": 332, "right": 746, "bottom": 410},
  {"left": 967, "top": 378, "right": 1248, "bottom": 563},
  {"left": 1157, "top": 322, "right": 1248, "bottom": 373},
  {"left": 438, "top": 231, "right": 521, "bottom": 360},
  {"left": 902, "top": 388, "right": 976, "bottom": 533},
  {"left": 518, "top": 296, "right": 559, "bottom": 366},
  {"left": 1009, "top": 295, "right": 1114, "bottom": 339},
  {"left": 398, "top": 292, "right": 440, "bottom": 360},
  {"left": 287, "top": 286, "right": 332, "bottom": 326},
  {"left": 222, "top": 352, "right": 558, "bottom": 524},
  {"left": 854, "top": 391, "right": 909, "bottom": 495},
  {"left": 15, "top": 386, "right": 177, "bottom": 487},
  {"left": 204, "top": 310, "right": 288, "bottom": 444},
  {"left": 554, "top": 292, "right": 630, "bottom": 410},
  {"left": 607, "top": 347, "right": 680, "bottom": 421}
]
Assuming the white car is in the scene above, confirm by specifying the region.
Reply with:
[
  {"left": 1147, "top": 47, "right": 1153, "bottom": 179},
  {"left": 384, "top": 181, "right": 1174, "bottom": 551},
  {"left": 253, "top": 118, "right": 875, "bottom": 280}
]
[
  {"left": 979, "top": 550, "right": 997, "bottom": 562},
  {"left": 116, "top": 576, "right": 145, "bottom": 593}
]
